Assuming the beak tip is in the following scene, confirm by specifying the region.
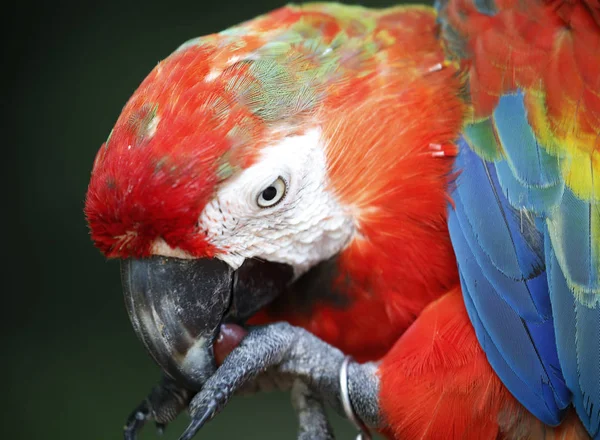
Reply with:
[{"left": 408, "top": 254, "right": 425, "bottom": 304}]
[{"left": 178, "top": 336, "right": 218, "bottom": 387}]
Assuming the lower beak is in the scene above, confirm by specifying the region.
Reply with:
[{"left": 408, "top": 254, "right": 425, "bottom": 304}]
[{"left": 121, "top": 256, "right": 292, "bottom": 390}]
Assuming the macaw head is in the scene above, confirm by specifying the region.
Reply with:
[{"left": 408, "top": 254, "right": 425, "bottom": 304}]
[{"left": 85, "top": 5, "right": 464, "bottom": 389}]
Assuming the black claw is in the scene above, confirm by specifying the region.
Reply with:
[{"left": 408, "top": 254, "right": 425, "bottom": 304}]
[
  {"left": 123, "top": 403, "right": 150, "bottom": 440},
  {"left": 178, "top": 400, "right": 218, "bottom": 440},
  {"left": 156, "top": 422, "right": 166, "bottom": 436}
]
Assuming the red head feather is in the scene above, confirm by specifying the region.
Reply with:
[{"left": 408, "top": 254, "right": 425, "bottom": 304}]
[{"left": 85, "top": 45, "right": 270, "bottom": 258}]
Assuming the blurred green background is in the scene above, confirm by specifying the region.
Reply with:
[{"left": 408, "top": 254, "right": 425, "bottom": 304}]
[{"left": 7, "top": 0, "right": 420, "bottom": 438}]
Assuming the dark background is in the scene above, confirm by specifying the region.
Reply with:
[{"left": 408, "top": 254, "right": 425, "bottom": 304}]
[{"left": 7, "top": 1, "right": 419, "bottom": 438}]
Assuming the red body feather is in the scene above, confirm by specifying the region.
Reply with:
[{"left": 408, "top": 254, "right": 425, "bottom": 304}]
[{"left": 379, "top": 289, "right": 589, "bottom": 439}]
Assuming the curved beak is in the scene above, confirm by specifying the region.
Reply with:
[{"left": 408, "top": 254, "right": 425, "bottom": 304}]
[{"left": 121, "top": 256, "right": 293, "bottom": 390}]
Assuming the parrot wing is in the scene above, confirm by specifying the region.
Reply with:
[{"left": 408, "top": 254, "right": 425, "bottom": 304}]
[{"left": 440, "top": 0, "right": 600, "bottom": 435}]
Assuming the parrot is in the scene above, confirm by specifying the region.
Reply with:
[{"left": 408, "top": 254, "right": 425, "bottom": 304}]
[{"left": 84, "top": 1, "right": 600, "bottom": 439}]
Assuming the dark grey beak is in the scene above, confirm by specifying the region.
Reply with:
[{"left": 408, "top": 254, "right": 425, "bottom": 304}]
[{"left": 121, "top": 256, "right": 293, "bottom": 390}]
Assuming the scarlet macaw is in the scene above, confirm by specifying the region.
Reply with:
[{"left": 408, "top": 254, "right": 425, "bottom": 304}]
[{"left": 85, "top": 1, "right": 600, "bottom": 438}]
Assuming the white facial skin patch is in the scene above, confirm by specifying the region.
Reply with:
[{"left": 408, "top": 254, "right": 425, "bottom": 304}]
[{"left": 198, "top": 127, "right": 355, "bottom": 275}]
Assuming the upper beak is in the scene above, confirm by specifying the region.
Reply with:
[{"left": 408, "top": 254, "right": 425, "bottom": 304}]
[{"left": 121, "top": 256, "right": 293, "bottom": 390}]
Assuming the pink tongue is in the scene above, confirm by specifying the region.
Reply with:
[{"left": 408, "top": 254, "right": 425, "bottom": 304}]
[{"left": 214, "top": 323, "right": 248, "bottom": 365}]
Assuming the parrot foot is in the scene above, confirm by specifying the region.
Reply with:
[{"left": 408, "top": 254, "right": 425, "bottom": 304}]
[
  {"left": 123, "top": 375, "right": 192, "bottom": 440},
  {"left": 291, "top": 379, "right": 335, "bottom": 440},
  {"left": 178, "top": 322, "right": 382, "bottom": 440}
]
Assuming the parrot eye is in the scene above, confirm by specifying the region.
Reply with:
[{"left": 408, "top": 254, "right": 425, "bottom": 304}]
[{"left": 257, "top": 177, "right": 287, "bottom": 208}]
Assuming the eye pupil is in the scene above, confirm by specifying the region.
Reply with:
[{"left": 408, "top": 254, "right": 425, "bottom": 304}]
[
  {"left": 262, "top": 186, "right": 278, "bottom": 201},
  {"left": 257, "top": 176, "right": 286, "bottom": 208}
]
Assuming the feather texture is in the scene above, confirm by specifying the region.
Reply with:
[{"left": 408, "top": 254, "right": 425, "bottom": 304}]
[
  {"left": 448, "top": 140, "right": 570, "bottom": 424},
  {"left": 378, "top": 287, "right": 589, "bottom": 439},
  {"left": 379, "top": 289, "right": 518, "bottom": 440},
  {"left": 440, "top": 0, "right": 600, "bottom": 436}
]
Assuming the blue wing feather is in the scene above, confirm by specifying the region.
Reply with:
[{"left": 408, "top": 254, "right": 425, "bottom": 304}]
[
  {"left": 449, "top": 139, "right": 571, "bottom": 424},
  {"left": 459, "top": 270, "right": 562, "bottom": 421},
  {"left": 448, "top": 89, "right": 600, "bottom": 437},
  {"left": 548, "top": 188, "right": 599, "bottom": 302},
  {"left": 548, "top": 230, "right": 600, "bottom": 436},
  {"left": 449, "top": 206, "right": 568, "bottom": 422},
  {"left": 453, "top": 137, "right": 551, "bottom": 320},
  {"left": 495, "top": 159, "right": 565, "bottom": 216},
  {"left": 492, "top": 93, "right": 562, "bottom": 189}
]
